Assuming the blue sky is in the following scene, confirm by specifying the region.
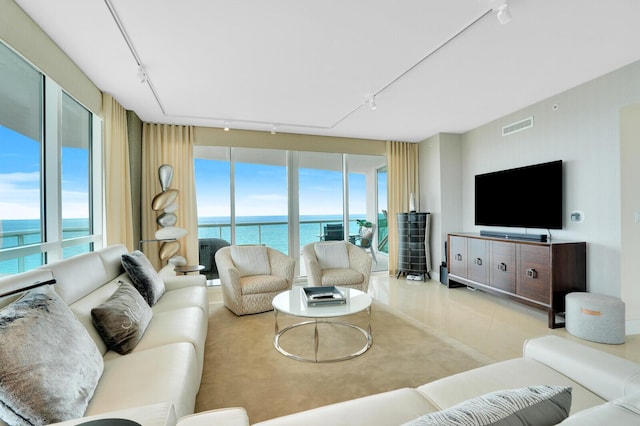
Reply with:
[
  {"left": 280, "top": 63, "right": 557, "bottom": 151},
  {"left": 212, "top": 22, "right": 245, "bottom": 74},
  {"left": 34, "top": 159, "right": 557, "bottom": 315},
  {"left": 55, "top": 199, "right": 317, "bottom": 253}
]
[
  {"left": 1, "top": 125, "right": 375, "bottom": 221},
  {"left": 195, "top": 158, "right": 369, "bottom": 218},
  {"left": 0, "top": 126, "right": 42, "bottom": 220},
  {"left": 0, "top": 125, "right": 88, "bottom": 220}
]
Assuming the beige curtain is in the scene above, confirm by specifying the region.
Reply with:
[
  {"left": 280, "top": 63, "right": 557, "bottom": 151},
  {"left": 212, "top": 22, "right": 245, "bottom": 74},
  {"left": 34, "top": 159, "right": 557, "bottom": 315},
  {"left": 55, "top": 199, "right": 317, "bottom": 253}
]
[
  {"left": 386, "top": 141, "right": 420, "bottom": 275},
  {"left": 142, "top": 123, "right": 198, "bottom": 271},
  {"left": 102, "top": 93, "right": 134, "bottom": 250}
]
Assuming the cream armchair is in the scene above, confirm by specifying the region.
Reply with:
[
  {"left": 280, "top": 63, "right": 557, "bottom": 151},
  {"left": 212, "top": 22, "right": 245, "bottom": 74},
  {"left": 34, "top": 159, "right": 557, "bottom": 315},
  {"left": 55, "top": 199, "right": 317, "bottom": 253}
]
[
  {"left": 215, "top": 245, "right": 296, "bottom": 315},
  {"left": 302, "top": 241, "right": 372, "bottom": 292}
]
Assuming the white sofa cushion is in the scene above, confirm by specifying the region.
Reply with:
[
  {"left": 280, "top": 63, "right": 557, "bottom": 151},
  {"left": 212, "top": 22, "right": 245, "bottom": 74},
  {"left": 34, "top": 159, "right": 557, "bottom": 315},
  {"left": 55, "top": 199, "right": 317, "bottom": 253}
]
[
  {"left": 230, "top": 246, "right": 271, "bottom": 277},
  {"left": 0, "top": 286, "right": 103, "bottom": 425},
  {"left": 49, "top": 402, "right": 177, "bottom": 426},
  {"left": 254, "top": 388, "right": 439, "bottom": 426},
  {"left": 314, "top": 241, "right": 349, "bottom": 269},
  {"left": 523, "top": 334, "right": 640, "bottom": 401},
  {"left": 417, "top": 358, "right": 605, "bottom": 415},
  {"left": 86, "top": 342, "right": 199, "bottom": 420},
  {"left": 559, "top": 391, "right": 640, "bottom": 425},
  {"left": 152, "top": 285, "right": 208, "bottom": 315},
  {"left": 403, "top": 385, "right": 571, "bottom": 426},
  {"left": 177, "top": 408, "right": 250, "bottom": 426},
  {"left": 103, "top": 306, "right": 207, "bottom": 379}
]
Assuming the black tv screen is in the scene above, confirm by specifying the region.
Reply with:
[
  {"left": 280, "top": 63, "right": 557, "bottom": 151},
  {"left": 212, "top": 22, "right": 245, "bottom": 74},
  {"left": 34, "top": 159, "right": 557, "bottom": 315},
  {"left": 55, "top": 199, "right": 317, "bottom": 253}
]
[{"left": 474, "top": 160, "right": 563, "bottom": 230}]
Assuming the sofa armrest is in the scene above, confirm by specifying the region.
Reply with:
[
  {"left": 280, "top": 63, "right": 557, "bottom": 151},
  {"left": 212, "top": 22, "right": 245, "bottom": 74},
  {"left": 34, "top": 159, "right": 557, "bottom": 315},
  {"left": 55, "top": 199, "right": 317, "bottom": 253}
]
[
  {"left": 215, "top": 249, "right": 242, "bottom": 292},
  {"left": 347, "top": 243, "right": 372, "bottom": 276},
  {"left": 163, "top": 274, "right": 206, "bottom": 291},
  {"left": 267, "top": 249, "right": 296, "bottom": 285},
  {"left": 524, "top": 335, "right": 640, "bottom": 401},
  {"left": 177, "top": 408, "right": 250, "bottom": 426},
  {"left": 48, "top": 402, "right": 177, "bottom": 426},
  {"left": 302, "top": 244, "right": 322, "bottom": 286}
]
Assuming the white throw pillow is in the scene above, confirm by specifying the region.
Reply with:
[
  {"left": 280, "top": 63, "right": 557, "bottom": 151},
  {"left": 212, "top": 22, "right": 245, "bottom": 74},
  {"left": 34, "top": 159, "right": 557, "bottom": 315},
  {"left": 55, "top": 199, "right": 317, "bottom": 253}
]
[
  {"left": 314, "top": 241, "right": 350, "bottom": 270},
  {"left": 231, "top": 246, "right": 271, "bottom": 277}
]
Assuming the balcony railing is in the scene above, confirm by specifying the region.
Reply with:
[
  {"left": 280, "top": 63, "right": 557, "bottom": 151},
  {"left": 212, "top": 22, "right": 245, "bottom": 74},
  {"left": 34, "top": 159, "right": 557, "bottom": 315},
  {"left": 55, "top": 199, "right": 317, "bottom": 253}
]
[
  {"left": 198, "top": 217, "right": 389, "bottom": 255},
  {"left": 0, "top": 227, "right": 91, "bottom": 275}
]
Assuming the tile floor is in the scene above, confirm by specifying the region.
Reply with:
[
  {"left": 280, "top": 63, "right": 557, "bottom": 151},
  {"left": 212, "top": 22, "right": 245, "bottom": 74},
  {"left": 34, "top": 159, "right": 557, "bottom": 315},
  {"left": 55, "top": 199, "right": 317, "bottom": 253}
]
[
  {"left": 208, "top": 271, "right": 640, "bottom": 363},
  {"left": 368, "top": 272, "right": 640, "bottom": 363}
]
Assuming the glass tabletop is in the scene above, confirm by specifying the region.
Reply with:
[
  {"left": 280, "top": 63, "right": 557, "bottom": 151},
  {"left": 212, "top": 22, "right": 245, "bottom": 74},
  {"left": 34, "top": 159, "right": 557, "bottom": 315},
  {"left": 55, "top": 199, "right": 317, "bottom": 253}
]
[{"left": 272, "top": 286, "right": 372, "bottom": 318}]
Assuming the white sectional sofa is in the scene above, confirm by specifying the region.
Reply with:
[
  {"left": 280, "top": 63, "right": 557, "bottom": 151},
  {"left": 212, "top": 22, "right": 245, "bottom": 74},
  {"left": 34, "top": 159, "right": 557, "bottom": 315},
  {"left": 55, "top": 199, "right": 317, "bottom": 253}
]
[
  {"left": 0, "top": 244, "right": 208, "bottom": 426},
  {"left": 4, "top": 245, "right": 640, "bottom": 425},
  {"left": 179, "top": 335, "right": 640, "bottom": 426}
]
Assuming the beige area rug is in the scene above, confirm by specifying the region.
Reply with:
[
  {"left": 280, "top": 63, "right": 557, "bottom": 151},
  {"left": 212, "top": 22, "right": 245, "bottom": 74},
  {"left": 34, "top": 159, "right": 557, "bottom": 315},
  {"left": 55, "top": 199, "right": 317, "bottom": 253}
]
[{"left": 195, "top": 301, "right": 491, "bottom": 423}]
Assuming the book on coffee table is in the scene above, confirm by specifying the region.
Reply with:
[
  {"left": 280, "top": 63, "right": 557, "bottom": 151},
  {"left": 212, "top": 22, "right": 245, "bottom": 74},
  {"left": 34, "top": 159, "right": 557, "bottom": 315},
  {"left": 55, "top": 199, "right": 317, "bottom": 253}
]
[{"left": 303, "top": 286, "right": 347, "bottom": 307}]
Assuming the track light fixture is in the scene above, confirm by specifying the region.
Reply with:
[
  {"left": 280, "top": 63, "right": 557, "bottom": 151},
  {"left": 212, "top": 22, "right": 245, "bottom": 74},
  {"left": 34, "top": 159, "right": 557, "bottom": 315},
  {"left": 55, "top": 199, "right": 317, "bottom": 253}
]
[
  {"left": 367, "top": 96, "right": 377, "bottom": 110},
  {"left": 496, "top": 2, "right": 512, "bottom": 25},
  {"left": 223, "top": 121, "right": 230, "bottom": 132},
  {"left": 137, "top": 65, "right": 148, "bottom": 83},
  {"left": 270, "top": 125, "right": 277, "bottom": 135}
]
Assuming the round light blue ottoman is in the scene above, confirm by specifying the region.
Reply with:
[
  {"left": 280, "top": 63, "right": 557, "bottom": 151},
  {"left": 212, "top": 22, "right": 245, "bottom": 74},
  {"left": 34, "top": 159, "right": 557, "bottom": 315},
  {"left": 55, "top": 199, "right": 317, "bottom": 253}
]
[{"left": 565, "top": 292, "right": 625, "bottom": 344}]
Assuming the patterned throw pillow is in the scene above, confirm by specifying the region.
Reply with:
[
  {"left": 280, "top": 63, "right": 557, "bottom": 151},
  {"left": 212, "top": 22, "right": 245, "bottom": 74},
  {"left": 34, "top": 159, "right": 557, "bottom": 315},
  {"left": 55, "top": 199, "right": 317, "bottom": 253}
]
[
  {"left": 91, "top": 282, "right": 153, "bottom": 355},
  {"left": 0, "top": 285, "right": 103, "bottom": 426},
  {"left": 121, "top": 250, "right": 165, "bottom": 306},
  {"left": 403, "top": 385, "right": 572, "bottom": 426}
]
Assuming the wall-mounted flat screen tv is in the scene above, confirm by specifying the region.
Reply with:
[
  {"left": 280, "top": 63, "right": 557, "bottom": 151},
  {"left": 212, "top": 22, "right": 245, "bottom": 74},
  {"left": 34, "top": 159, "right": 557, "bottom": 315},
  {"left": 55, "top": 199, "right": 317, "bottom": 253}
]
[{"left": 474, "top": 160, "right": 563, "bottom": 230}]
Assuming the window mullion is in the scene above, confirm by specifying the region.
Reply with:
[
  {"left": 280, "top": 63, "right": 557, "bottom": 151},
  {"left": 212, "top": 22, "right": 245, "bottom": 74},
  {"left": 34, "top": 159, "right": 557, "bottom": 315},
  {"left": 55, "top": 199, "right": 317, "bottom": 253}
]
[{"left": 44, "top": 79, "right": 63, "bottom": 264}]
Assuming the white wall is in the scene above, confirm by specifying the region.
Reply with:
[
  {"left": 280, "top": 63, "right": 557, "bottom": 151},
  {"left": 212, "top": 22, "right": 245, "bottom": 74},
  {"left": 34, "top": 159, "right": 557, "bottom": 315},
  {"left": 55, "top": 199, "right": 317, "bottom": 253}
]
[
  {"left": 620, "top": 104, "right": 640, "bottom": 333},
  {"left": 419, "top": 133, "right": 462, "bottom": 279},
  {"left": 421, "top": 59, "right": 640, "bottom": 328}
]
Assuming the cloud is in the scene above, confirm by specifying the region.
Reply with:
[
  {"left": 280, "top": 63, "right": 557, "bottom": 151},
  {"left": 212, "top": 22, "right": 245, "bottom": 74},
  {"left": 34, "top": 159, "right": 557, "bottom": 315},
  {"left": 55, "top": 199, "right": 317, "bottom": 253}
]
[{"left": 0, "top": 173, "right": 88, "bottom": 220}]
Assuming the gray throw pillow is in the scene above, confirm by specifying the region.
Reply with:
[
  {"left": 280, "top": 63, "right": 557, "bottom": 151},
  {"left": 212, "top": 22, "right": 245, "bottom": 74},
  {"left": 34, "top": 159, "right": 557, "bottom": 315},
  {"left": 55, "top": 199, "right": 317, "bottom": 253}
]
[
  {"left": 403, "top": 385, "right": 572, "bottom": 426},
  {"left": 0, "top": 285, "right": 104, "bottom": 426},
  {"left": 121, "top": 250, "right": 165, "bottom": 306},
  {"left": 91, "top": 282, "right": 153, "bottom": 355}
]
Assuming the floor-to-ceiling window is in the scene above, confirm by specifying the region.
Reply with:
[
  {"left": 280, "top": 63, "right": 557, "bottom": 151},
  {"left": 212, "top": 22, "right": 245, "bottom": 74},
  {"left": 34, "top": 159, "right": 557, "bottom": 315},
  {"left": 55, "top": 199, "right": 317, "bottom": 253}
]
[
  {"left": 298, "top": 152, "right": 344, "bottom": 248},
  {"left": 60, "top": 93, "right": 93, "bottom": 258},
  {"left": 377, "top": 165, "right": 388, "bottom": 254},
  {"left": 194, "top": 146, "right": 386, "bottom": 277},
  {"left": 233, "top": 148, "right": 288, "bottom": 252},
  {"left": 0, "top": 41, "right": 102, "bottom": 276},
  {"left": 194, "top": 146, "right": 231, "bottom": 241}
]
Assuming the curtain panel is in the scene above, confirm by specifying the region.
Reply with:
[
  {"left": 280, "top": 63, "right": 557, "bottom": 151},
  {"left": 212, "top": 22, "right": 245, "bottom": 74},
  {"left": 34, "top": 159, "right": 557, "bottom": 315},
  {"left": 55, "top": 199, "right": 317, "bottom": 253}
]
[
  {"left": 142, "top": 123, "right": 198, "bottom": 271},
  {"left": 103, "top": 93, "right": 134, "bottom": 250},
  {"left": 385, "top": 141, "right": 420, "bottom": 275}
]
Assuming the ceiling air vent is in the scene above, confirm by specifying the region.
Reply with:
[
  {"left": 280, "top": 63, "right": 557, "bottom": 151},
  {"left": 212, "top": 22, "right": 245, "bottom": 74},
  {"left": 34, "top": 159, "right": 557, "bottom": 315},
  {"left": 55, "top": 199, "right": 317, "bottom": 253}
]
[{"left": 502, "top": 116, "right": 534, "bottom": 136}]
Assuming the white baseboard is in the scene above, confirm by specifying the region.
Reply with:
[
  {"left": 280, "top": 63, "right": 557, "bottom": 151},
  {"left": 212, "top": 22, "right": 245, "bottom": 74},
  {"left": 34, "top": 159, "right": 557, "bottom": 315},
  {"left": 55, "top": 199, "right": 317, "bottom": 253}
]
[{"left": 626, "top": 319, "right": 640, "bottom": 335}]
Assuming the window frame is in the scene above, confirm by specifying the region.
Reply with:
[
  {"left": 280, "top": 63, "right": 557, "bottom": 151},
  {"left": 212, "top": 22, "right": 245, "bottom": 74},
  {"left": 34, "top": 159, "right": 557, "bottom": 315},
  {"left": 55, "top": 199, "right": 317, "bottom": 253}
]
[{"left": 0, "top": 41, "right": 103, "bottom": 274}]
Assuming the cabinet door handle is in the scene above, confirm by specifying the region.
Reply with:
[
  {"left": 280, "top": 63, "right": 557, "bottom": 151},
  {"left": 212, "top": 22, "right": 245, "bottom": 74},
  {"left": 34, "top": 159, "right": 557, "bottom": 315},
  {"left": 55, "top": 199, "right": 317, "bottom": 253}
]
[
  {"left": 498, "top": 262, "right": 507, "bottom": 272},
  {"left": 455, "top": 253, "right": 462, "bottom": 261},
  {"left": 526, "top": 268, "right": 537, "bottom": 279},
  {"left": 474, "top": 258, "right": 483, "bottom": 266}
]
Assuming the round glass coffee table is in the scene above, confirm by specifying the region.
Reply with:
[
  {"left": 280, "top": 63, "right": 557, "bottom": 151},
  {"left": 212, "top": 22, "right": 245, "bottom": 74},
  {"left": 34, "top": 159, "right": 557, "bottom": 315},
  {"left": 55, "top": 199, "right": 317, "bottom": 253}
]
[{"left": 272, "top": 286, "right": 373, "bottom": 363}]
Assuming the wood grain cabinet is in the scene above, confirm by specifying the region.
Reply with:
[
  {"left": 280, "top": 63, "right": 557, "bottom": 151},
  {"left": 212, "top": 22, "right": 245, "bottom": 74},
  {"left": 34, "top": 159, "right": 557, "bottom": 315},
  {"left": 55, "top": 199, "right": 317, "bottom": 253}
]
[{"left": 447, "top": 233, "right": 586, "bottom": 328}]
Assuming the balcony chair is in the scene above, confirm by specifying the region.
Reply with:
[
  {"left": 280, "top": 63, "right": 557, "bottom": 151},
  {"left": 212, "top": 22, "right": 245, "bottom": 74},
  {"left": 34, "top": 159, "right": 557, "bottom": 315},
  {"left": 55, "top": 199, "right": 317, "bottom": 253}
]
[
  {"left": 321, "top": 223, "right": 344, "bottom": 241},
  {"left": 302, "top": 241, "right": 372, "bottom": 293},
  {"left": 198, "top": 238, "right": 230, "bottom": 279},
  {"left": 215, "top": 245, "right": 296, "bottom": 315},
  {"left": 351, "top": 222, "right": 377, "bottom": 264}
]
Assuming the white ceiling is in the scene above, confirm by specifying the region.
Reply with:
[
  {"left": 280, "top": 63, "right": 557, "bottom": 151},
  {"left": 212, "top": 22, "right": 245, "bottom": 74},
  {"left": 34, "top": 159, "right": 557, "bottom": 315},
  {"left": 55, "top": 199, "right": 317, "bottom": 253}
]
[{"left": 14, "top": 0, "right": 640, "bottom": 142}]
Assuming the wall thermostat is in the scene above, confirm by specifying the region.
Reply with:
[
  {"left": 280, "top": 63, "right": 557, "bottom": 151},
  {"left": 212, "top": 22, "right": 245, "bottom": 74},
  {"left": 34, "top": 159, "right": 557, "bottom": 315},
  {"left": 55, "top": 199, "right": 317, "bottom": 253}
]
[{"left": 570, "top": 211, "right": 584, "bottom": 223}]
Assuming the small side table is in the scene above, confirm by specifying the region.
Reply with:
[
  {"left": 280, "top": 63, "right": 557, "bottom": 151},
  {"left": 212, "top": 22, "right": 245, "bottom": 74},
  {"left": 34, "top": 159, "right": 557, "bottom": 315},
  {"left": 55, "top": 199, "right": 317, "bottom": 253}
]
[{"left": 174, "top": 264, "right": 205, "bottom": 275}]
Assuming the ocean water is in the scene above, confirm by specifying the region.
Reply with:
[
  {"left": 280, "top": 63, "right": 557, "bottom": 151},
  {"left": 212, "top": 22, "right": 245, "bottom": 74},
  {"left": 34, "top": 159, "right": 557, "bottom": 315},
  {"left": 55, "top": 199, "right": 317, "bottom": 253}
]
[
  {"left": 0, "top": 218, "right": 91, "bottom": 275},
  {"left": 1, "top": 214, "right": 387, "bottom": 275},
  {"left": 197, "top": 214, "right": 365, "bottom": 254}
]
